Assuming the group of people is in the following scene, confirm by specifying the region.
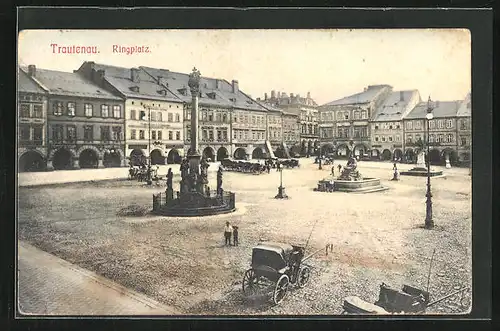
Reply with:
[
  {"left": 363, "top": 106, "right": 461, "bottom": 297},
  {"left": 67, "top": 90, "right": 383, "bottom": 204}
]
[{"left": 223, "top": 221, "right": 239, "bottom": 246}]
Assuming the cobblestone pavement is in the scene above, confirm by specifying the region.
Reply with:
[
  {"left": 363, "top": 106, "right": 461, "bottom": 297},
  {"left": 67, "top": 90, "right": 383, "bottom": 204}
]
[{"left": 17, "top": 241, "right": 180, "bottom": 316}]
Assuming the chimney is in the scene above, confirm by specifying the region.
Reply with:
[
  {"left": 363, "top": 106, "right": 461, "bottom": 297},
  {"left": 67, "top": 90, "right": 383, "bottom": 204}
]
[
  {"left": 97, "top": 69, "right": 105, "bottom": 79},
  {"left": 257, "top": 97, "right": 261, "bottom": 101},
  {"left": 277, "top": 92, "right": 281, "bottom": 98},
  {"left": 290, "top": 93, "right": 295, "bottom": 98},
  {"left": 264, "top": 93, "right": 268, "bottom": 100},
  {"left": 130, "top": 68, "right": 140, "bottom": 83},
  {"left": 400, "top": 91, "right": 404, "bottom": 101},
  {"left": 307, "top": 92, "right": 311, "bottom": 99},
  {"left": 271, "top": 90, "right": 276, "bottom": 99},
  {"left": 28, "top": 65, "right": 36, "bottom": 77},
  {"left": 232, "top": 79, "right": 239, "bottom": 94}
]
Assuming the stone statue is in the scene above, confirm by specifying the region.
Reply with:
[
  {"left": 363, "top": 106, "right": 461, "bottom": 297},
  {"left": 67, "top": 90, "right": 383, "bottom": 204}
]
[
  {"left": 338, "top": 155, "right": 362, "bottom": 181},
  {"left": 165, "top": 168, "right": 174, "bottom": 201},
  {"left": 200, "top": 157, "right": 210, "bottom": 185},
  {"left": 416, "top": 151, "right": 426, "bottom": 168},
  {"left": 180, "top": 158, "right": 189, "bottom": 181},
  {"left": 188, "top": 67, "right": 202, "bottom": 94},
  {"left": 217, "top": 166, "right": 223, "bottom": 195}
]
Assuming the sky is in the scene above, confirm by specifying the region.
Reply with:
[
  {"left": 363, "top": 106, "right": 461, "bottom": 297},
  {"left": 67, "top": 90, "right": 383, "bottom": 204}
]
[{"left": 18, "top": 29, "right": 471, "bottom": 105}]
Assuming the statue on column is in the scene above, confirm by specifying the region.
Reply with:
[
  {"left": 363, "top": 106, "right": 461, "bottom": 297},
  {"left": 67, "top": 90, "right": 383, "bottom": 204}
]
[
  {"left": 166, "top": 168, "right": 174, "bottom": 201},
  {"left": 217, "top": 166, "right": 224, "bottom": 196},
  {"left": 200, "top": 157, "right": 210, "bottom": 185},
  {"left": 188, "top": 67, "right": 202, "bottom": 94},
  {"left": 180, "top": 158, "right": 189, "bottom": 193}
]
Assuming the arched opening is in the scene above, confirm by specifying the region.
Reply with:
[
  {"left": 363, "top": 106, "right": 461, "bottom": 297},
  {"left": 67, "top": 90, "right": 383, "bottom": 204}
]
[
  {"left": 354, "top": 144, "right": 368, "bottom": 157},
  {"left": 381, "top": 149, "right": 392, "bottom": 161},
  {"left": 307, "top": 140, "right": 313, "bottom": 156},
  {"left": 202, "top": 147, "right": 215, "bottom": 161},
  {"left": 233, "top": 148, "right": 247, "bottom": 160},
  {"left": 337, "top": 144, "right": 349, "bottom": 159},
  {"left": 393, "top": 149, "right": 403, "bottom": 161},
  {"left": 252, "top": 147, "right": 264, "bottom": 159},
  {"left": 371, "top": 149, "right": 380, "bottom": 159},
  {"left": 321, "top": 144, "right": 335, "bottom": 155},
  {"left": 429, "top": 149, "right": 442, "bottom": 165},
  {"left": 52, "top": 148, "right": 73, "bottom": 170},
  {"left": 18, "top": 151, "right": 45, "bottom": 172},
  {"left": 441, "top": 149, "right": 458, "bottom": 166},
  {"left": 103, "top": 150, "right": 121, "bottom": 168},
  {"left": 217, "top": 147, "right": 229, "bottom": 161},
  {"left": 405, "top": 149, "right": 416, "bottom": 163},
  {"left": 167, "top": 149, "right": 182, "bottom": 164},
  {"left": 150, "top": 149, "right": 165, "bottom": 165},
  {"left": 130, "top": 149, "right": 145, "bottom": 166},
  {"left": 275, "top": 146, "right": 286, "bottom": 158},
  {"left": 79, "top": 149, "right": 98, "bottom": 169}
]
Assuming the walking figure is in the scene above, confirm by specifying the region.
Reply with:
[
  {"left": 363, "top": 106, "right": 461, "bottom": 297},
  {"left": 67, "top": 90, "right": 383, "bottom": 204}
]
[
  {"left": 224, "top": 222, "right": 233, "bottom": 246},
  {"left": 331, "top": 165, "right": 335, "bottom": 176},
  {"left": 232, "top": 226, "right": 239, "bottom": 246},
  {"left": 337, "top": 164, "right": 342, "bottom": 174}
]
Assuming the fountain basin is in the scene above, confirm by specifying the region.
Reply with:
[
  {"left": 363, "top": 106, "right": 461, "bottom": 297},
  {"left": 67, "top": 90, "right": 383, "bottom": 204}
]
[
  {"left": 152, "top": 191, "right": 236, "bottom": 217},
  {"left": 400, "top": 167, "right": 443, "bottom": 177},
  {"left": 315, "top": 177, "right": 389, "bottom": 193}
]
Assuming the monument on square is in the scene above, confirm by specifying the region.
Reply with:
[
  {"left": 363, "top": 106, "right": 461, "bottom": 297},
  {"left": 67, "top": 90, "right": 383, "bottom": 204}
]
[
  {"left": 400, "top": 149, "right": 443, "bottom": 177},
  {"left": 314, "top": 151, "right": 387, "bottom": 193},
  {"left": 152, "top": 67, "right": 236, "bottom": 216}
]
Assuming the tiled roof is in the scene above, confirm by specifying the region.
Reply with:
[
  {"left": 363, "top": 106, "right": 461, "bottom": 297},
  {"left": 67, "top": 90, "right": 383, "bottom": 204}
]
[
  {"left": 456, "top": 92, "right": 471, "bottom": 117},
  {"left": 90, "top": 63, "right": 183, "bottom": 102},
  {"left": 371, "top": 90, "right": 421, "bottom": 122},
  {"left": 18, "top": 69, "right": 46, "bottom": 94},
  {"left": 20, "top": 67, "right": 122, "bottom": 100},
  {"left": 404, "top": 100, "right": 462, "bottom": 119},
  {"left": 140, "top": 66, "right": 267, "bottom": 112},
  {"left": 322, "top": 85, "right": 392, "bottom": 106}
]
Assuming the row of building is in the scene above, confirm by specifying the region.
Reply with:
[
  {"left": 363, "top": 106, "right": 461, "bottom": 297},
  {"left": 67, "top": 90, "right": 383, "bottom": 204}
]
[{"left": 17, "top": 62, "right": 471, "bottom": 172}]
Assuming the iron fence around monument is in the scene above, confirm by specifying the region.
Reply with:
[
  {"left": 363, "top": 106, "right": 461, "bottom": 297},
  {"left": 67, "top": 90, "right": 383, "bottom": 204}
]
[{"left": 152, "top": 190, "right": 236, "bottom": 216}]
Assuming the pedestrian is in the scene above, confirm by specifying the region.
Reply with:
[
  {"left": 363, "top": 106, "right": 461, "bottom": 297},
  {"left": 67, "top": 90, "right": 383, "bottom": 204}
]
[
  {"left": 331, "top": 165, "right": 335, "bottom": 176},
  {"left": 267, "top": 164, "right": 271, "bottom": 174},
  {"left": 337, "top": 164, "right": 342, "bottom": 174},
  {"left": 224, "top": 221, "right": 233, "bottom": 246},
  {"left": 232, "top": 226, "right": 239, "bottom": 246}
]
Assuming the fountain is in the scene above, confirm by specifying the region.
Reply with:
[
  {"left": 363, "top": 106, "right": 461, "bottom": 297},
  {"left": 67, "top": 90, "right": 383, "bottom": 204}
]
[
  {"left": 152, "top": 68, "right": 236, "bottom": 216},
  {"left": 400, "top": 150, "right": 443, "bottom": 177},
  {"left": 314, "top": 154, "right": 388, "bottom": 193}
]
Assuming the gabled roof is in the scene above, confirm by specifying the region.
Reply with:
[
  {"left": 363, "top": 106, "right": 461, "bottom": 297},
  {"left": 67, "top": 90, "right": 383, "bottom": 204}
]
[
  {"left": 20, "top": 67, "right": 122, "bottom": 100},
  {"left": 18, "top": 69, "right": 46, "bottom": 94},
  {"left": 371, "top": 90, "right": 421, "bottom": 122},
  {"left": 456, "top": 92, "right": 471, "bottom": 117},
  {"left": 404, "top": 100, "right": 462, "bottom": 119},
  {"left": 88, "top": 63, "right": 183, "bottom": 102},
  {"left": 140, "top": 66, "right": 267, "bottom": 112},
  {"left": 322, "top": 85, "right": 392, "bottom": 106}
]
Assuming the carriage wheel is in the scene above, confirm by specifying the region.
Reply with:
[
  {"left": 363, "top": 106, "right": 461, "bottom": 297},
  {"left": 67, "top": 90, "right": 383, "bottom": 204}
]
[
  {"left": 297, "top": 266, "right": 311, "bottom": 288},
  {"left": 273, "top": 274, "right": 290, "bottom": 305},
  {"left": 242, "top": 269, "right": 259, "bottom": 296}
]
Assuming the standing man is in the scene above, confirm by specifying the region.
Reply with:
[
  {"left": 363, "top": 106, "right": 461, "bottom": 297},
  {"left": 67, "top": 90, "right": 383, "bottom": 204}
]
[
  {"left": 224, "top": 221, "right": 233, "bottom": 246},
  {"left": 232, "top": 226, "right": 239, "bottom": 246},
  {"left": 337, "top": 163, "right": 342, "bottom": 174},
  {"left": 331, "top": 164, "right": 335, "bottom": 176}
]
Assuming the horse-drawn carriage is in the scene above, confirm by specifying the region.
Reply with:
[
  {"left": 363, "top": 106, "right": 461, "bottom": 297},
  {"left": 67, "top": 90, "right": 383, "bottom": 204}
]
[
  {"left": 280, "top": 159, "right": 300, "bottom": 169},
  {"left": 221, "top": 159, "right": 267, "bottom": 174},
  {"left": 242, "top": 242, "right": 314, "bottom": 305}
]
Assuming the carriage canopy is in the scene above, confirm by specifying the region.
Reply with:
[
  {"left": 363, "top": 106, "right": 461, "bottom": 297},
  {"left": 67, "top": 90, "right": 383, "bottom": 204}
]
[{"left": 251, "top": 242, "right": 294, "bottom": 271}]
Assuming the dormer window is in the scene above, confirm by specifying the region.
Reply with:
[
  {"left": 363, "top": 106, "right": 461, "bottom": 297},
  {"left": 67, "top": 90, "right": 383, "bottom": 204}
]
[
  {"left": 206, "top": 92, "right": 216, "bottom": 99},
  {"left": 229, "top": 98, "right": 236, "bottom": 102},
  {"left": 246, "top": 100, "right": 253, "bottom": 104},
  {"left": 157, "top": 89, "right": 167, "bottom": 96},
  {"left": 177, "top": 88, "right": 187, "bottom": 96},
  {"left": 129, "top": 86, "right": 140, "bottom": 92}
]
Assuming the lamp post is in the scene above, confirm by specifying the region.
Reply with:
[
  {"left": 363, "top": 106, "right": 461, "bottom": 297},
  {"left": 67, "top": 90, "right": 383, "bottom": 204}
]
[
  {"left": 143, "top": 104, "right": 152, "bottom": 185},
  {"left": 318, "top": 147, "right": 323, "bottom": 170},
  {"left": 425, "top": 96, "right": 434, "bottom": 229},
  {"left": 275, "top": 162, "right": 288, "bottom": 199}
]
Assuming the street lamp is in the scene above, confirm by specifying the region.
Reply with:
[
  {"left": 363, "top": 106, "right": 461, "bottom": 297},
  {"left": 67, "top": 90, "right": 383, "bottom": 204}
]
[
  {"left": 318, "top": 147, "right": 323, "bottom": 170},
  {"left": 143, "top": 104, "right": 152, "bottom": 185},
  {"left": 274, "top": 163, "right": 288, "bottom": 199},
  {"left": 425, "top": 96, "right": 434, "bottom": 229}
]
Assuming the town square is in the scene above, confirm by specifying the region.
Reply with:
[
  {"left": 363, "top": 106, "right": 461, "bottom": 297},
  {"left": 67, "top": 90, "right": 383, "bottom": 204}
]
[{"left": 17, "top": 29, "right": 472, "bottom": 315}]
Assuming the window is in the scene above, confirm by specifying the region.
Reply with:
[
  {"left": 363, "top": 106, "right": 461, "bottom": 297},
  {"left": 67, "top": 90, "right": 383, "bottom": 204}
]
[
  {"left": 151, "top": 112, "right": 156, "bottom": 122},
  {"left": 66, "top": 125, "right": 76, "bottom": 142},
  {"left": 186, "top": 129, "right": 191, "bottom": 140},
  {"left": 176, "top": 131, "right": 181, "bottom": 140},
  {"left": 395, "top": 135, "right": 400, "bottom": 142},
  {"left": 389, "top": 124, "right": 393, "bottom": 130},
  {"left": 101, "top": 126, "right": 111, "bottom": 141},
  {"left": 446, "top": 119, "right": 453, "bottom": 129},
  {"left": 361, "top": 110, "right": 367, "bottom": 119},
  {"left": 168, "top": 131, "right": 173, "bottom": 140},
  {"left": 113, "top": 105, "right": 121, "bottom": 118},
  {"left": 460, "top": 137, "right": 467, "bottom": 146},
  {"left": 429, "top": 134, "right": 434, "bottom": 143},
  {"left": 429, "top": 120, "right": 436, "bottom": 129},
  {"left": 217, "top": 130, "right": 222, "bottom": 141},
  {"left": 130, "top": 109, "right": 136, "bottom": 120},
  {"left": 20, "top": 124, "right": 30, "bottom": 141},
  {"left": 101, "top": 104, "right": 109, "bottom": 118},
  {"left": 460, "top": 120, "right": 469, "bottom": 130},
  {"left": 388, "top": 136, "right": 393, "bottom": 142},
  {"left": 209, "top": 130, "right": 214, "bottom": 141},
  {"left": 374, "top": 124, "right": 379, "bottom": 130},
  {"left": 381, "top": 136, "right": 386, "bottom": 142},
  {"left": 52, "top": 125, "right": 64, "bottom": 142},
  {"left": 407, "top": 135, "right": 413, "bottom": 143},
  {"left": 168, "top": 113, "right": 173, "bottom": 122},
  {"left": 437, "top": 120, "right": 444, "bottom": 129},
  {"left": 438, "top": 134, "right": 444, "bottom": 143},
  {"left": 33, "top": 105, "right": 43, "bottom": 118},
  {"left": 344, "top": 112, "right": 349, "bottom": 120},
  {"left": 396, "top": 123, "right": 400, "bottom": 129},
  {"left": 84, "top": 104, "right": 93, "bottom": 117},
  {"left": 139, "top": 130, "right": 145, "bottom": 140},
  {"left": 446, "top": 133, "right": 453, "bottom": 143},
  {"left": 406, "top": 121, "right": 413, "bottom": 130},
  {"left": 175, "top": 114, "right": 180, "bottom": 122},
  {"left": 233, "top": 131, "right": 237, "bottom": 139},
  {"left": 33, "top": 125, "right": 43, "bottom": 144},
  {"left": 157, "top": 112, "right": 163, "bottom": 122},
  {"left": 139, "top": 110, "right": 147, "bottom": 121},
  {"left": 157, "top": 130, "right": 162, "bottom": 140},
  {"left": 131, "top": 129, "right": 136, "bottom": 140},
  {"left": 20, "top": 104, "right": 30, "bottom": 117},
  {"left": 375, "top": 136, "right": 379, "bottom": 142},
  {"left": 83, "top": 125, "right": 93, "bottom": 141},
  {"left": 354, "top": 111, "right": 360, "bottom": 120},
  {"left": 415, "top": 121, "right": 421, "bottom": 129},
  {"left": 222, "top": 113, "right": 227, "bottom": 123},
  {"left": 53, "top": 101, "right": 63, "bottom": 116}
]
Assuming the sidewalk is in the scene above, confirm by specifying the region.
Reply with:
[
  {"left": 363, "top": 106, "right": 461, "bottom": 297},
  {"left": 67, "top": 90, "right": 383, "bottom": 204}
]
[
  {"left": 18, "top": 162, "right": 221, "bottom": 187},
  {"left": 17, "top": 241, "right": 181, "bottom": 316}
]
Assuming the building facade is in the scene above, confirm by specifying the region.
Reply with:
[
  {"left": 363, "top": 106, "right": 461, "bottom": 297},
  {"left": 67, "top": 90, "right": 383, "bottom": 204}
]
[
  {"left": 18, "top": 67, "right": 49, "bottom": 172},
  {"left": 403, "top": 100, "right": 463, "bottom": 165},
  {"left": 370, "top": 90, "right": 421, "bottom": 161},
  {"left": 23, "top": 65, "right": 126, "bottom": 170},
  {"left": 456, "top": 92, "right": 472, "bottom": 166},
  {"left": 318, "top": 85, "right": 393, "bottom": 158},
  {"left": 76, "top": 62, "right": 185, "bottom": 165}
]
